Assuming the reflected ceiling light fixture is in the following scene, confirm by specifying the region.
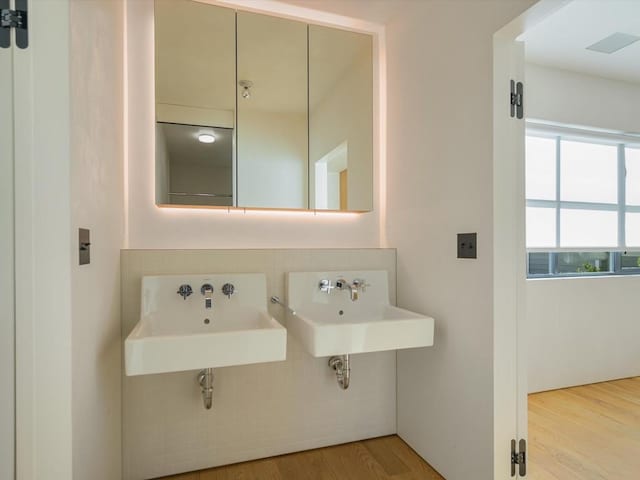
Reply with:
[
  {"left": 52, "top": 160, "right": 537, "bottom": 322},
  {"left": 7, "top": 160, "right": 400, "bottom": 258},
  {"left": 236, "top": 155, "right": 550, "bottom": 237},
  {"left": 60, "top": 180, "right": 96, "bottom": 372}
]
[
  {"left": 239, "top": 80, "right": 253, "bottom": 99},
  {"left": 198, "top": 133, "right": 216, "bottom": 144}
]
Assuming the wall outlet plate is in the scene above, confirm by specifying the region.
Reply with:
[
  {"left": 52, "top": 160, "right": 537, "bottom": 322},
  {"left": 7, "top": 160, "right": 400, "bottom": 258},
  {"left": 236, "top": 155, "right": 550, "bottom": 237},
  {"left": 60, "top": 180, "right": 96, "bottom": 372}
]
[{"left": 457, "top": 233, "right": 477, "bottom": 259}]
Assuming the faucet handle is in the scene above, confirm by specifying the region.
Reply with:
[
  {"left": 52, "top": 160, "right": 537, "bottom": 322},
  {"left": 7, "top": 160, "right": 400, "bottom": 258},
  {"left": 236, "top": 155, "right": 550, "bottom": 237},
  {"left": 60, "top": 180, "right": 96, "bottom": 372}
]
[
  {"left": 353, "top": 279, "right": 370, "bottom": 292},
  {"left": 177, "top": 284, "right": 193, "bottom": 300},
  {"left": 319, "top": 279, "right": 335, "bottom": 293},
  {"left": 222, "top": 283, "right": 235, "bottom": 299},
  {"left": 334, "top": 278, "right": 348, "bottom": 290}
]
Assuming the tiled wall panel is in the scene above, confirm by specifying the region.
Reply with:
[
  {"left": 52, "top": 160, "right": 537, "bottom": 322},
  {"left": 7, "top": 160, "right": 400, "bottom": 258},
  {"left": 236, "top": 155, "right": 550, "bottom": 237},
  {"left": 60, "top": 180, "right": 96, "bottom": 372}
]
[{"left": 121, "top": 249, "right": 396, "bottom": 479}]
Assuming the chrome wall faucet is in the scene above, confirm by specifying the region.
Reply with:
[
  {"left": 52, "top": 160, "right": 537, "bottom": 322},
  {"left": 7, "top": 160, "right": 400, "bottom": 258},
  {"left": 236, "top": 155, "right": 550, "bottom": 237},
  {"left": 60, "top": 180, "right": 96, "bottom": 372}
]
[
  {"left": 201, "top": 284, "right": 214, "bottom": 309},
  {"left": 350, "top": 278, "right": 369, "bottom": 301},
  {"left": 335, "top": 278, "right": 369, "bottom": 301},
  {"left": 320, "top": 277, "right": 370, "bottom": 301}
]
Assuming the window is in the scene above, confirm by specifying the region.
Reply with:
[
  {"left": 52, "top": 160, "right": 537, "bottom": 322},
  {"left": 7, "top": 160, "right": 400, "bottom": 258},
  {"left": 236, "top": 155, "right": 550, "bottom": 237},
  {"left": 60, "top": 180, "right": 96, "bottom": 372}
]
[{"left": 526, "top": 125, "right": 640, "bottom": 277}]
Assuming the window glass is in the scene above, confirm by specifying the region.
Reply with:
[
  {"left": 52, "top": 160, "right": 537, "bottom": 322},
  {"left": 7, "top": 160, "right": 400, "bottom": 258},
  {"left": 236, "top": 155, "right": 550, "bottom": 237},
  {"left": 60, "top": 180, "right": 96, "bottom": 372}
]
[
  {"left": 526, "top": 136, "right": 556, "bottom": 200},
  {"left": 625, "top": 212, "right": 640, "bottom": 247},
  {"left": 621, "top": 252, "right": 640, "bottom": 270},
  {"left": 526, "top": 207, "right": 556, "bottom": 248},
  {"left": 560, "top": 140, "right": 617, "bottom": 204},
  {"left": 626, "top": 147, "right": 640, "bottom": 206},
  {"left": 528, "top": 252, "right": 550, "bottom": 275},
  {"left": 525, "top": 130, "right": 640, "bottom": 277},
  {"left": 556, "top": 252, "right": 610, "bottom": 274},
  {"left": 560, "top": 209, "right": 617, "bottom": 247}
]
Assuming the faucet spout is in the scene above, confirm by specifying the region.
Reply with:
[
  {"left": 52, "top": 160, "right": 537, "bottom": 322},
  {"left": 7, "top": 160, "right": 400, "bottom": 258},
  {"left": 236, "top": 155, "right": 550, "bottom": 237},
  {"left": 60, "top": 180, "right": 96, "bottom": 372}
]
[
  {"left": 201, "top": 284, "right": 214, "bottom": 309},
  {"left": 350, "top": 279, "right": 368, "bottom": 301},
  {"left": 350, "top": 286, "right": 359, "bottom": 302}
]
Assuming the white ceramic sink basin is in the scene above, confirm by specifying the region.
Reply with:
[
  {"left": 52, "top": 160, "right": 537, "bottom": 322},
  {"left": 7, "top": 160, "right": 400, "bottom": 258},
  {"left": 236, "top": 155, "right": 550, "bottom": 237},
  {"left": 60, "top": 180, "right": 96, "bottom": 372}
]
[
  {"left": 287, "top": 271, "right": 434, "bottom": 357},
  {"left": 125, "top": 273, "right": 286, "bottom": 376}
]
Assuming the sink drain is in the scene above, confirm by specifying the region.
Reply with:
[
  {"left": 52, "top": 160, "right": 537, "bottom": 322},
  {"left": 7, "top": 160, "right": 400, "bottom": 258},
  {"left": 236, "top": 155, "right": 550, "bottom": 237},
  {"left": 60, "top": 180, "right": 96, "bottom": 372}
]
[{"left": 204, "top": 318, "right": 210, "bottom": 325}]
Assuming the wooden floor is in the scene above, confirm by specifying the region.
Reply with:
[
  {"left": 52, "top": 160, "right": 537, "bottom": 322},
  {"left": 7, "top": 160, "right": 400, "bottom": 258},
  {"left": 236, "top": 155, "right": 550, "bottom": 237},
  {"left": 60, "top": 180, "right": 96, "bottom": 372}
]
[
  {"left": 529, "top": 377, "right": 640, "bottom": 480},
  {"left": 157, "top": 435, "right": 444, "bottom": 480}
]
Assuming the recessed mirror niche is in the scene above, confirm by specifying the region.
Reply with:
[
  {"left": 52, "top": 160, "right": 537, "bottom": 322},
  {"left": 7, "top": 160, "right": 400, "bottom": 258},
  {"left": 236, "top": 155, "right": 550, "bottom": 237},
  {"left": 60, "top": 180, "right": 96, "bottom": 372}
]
[{"left": 154, "top": 0, "right": 374, "bottom": 212}]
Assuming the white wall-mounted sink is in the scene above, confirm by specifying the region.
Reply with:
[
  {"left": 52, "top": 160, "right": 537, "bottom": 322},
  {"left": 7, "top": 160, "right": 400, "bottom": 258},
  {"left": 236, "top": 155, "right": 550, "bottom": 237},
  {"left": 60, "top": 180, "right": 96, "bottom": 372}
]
[
  {"left": 287, "top": 270, "right": 434, "bottom": 357},
  {"left": 125, "top": 273, "right": 286, "bottom": 376}
]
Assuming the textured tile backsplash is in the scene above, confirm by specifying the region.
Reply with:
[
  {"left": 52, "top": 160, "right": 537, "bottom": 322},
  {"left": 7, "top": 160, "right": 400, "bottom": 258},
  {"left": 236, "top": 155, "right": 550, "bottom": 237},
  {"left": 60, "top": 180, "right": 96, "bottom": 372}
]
[{"left": 121, "top": 249, "right": 397, "bottom": 479}]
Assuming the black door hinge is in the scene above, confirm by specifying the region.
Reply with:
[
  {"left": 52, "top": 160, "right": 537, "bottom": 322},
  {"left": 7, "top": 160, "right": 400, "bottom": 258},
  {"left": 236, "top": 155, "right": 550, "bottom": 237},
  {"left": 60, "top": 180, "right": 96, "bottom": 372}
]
[
  {"left": 510, "top": 80, "right": 524, "bottom": 119},
  {"left": 511, "top": 439, "right": 526, "bottom": 477},
  {"left": 1, "top": 0, "right": 28, "bottom": 49}
]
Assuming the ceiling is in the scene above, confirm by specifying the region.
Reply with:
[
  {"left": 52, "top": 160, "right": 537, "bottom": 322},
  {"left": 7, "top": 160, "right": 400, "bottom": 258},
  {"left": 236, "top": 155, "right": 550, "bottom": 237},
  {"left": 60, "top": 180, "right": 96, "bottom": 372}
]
[
  {"left": 277, "top": 0, "right": 399, "bottom": 25},
  {"left": 522, "top": 0, "right": 640, "bottom": 84}
]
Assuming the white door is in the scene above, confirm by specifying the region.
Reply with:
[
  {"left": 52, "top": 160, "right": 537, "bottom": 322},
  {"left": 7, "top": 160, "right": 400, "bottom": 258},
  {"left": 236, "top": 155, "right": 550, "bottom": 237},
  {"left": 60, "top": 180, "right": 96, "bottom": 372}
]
[
  {"left": 493, "top": 33, "right": 527, "bottom": 478},
  {"left": 493, "top": 2, "right": 573, "bottom": 477},
  {"left": 10, "top": 0, "right": 74, "bottom": 476},
  {"left": 0, "top": 2, "right": 17, "bottom": 477}
]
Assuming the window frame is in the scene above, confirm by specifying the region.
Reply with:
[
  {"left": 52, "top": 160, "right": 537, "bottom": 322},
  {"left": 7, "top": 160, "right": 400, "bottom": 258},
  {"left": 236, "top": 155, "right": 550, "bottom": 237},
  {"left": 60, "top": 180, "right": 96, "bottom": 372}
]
[{"left": 526, "top": 122, "right": 640, "bottom": 278}]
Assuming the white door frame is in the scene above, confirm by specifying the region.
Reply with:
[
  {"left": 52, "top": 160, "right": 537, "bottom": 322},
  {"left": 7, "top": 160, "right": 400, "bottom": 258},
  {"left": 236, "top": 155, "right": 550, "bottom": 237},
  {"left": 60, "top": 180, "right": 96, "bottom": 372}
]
[
  {"left": 13, "top": 0, "right": 74, "bottom": 478},
  {"left": 492, "top": 1, "right": 572, "bottom": 478},
  {"left": 1, "top": 16, "right": 16, "bottom": 480}
]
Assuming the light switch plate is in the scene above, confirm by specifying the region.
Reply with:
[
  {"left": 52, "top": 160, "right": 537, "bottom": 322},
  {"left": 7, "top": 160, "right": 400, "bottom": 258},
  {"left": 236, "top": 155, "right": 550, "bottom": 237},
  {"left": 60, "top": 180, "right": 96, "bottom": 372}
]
[
  {"left": 79, "top": 228, "right": 90, "bottom": 265},
  {"left": 457, "top": 233, "right": 477, "bottom": 259}
]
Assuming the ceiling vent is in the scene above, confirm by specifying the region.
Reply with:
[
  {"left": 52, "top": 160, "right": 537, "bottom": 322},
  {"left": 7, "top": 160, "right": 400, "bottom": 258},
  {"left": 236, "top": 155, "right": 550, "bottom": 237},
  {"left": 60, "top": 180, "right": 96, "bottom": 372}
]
[{"left": 586, "top": 32, "right": 640, "bottom": 54}]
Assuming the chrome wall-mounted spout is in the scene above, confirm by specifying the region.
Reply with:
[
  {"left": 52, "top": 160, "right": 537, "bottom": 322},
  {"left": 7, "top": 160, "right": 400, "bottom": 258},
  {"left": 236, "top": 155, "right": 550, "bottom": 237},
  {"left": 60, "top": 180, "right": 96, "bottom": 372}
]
[
  {"left": 329, "top": 355, "right": 350, "bottom": 389},
  {"left": 335, "top": 278, "right": 370, "bottom": 301},
  {"left": 350, "top": 279, "right": 369, "bottom": 301},
  {"left": 201, "top": 284, "right": 214, "bottom": 309}
]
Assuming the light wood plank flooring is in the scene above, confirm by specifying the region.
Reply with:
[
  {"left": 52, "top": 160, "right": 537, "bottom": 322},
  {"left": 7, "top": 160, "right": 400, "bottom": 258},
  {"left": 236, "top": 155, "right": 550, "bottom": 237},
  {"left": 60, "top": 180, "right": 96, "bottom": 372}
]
[
  {"left": 529, "top": 377, "right": 640, "bottom": 480},
  {"left": 157, "top": 435, "right": 445, "bottom": 480}
]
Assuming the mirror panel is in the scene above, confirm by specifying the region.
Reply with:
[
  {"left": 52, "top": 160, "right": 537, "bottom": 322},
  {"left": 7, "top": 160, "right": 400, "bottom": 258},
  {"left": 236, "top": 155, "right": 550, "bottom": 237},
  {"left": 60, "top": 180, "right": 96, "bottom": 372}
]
[
  {"left": 154, "top": 0, "right": 236, "bottom": 206},
  {"left": 309, "top": 25, "right": 373, "bottom": 211},
  {"left": 236, "top": 12, "right": 309, "bottom": 209}
]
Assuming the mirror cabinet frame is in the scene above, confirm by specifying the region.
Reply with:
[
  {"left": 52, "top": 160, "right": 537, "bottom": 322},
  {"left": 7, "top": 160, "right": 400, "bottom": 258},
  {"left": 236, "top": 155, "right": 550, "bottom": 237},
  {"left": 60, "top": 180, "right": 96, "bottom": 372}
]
[{"left": 154, "top": 0, "right": 378, "bottom": 214}]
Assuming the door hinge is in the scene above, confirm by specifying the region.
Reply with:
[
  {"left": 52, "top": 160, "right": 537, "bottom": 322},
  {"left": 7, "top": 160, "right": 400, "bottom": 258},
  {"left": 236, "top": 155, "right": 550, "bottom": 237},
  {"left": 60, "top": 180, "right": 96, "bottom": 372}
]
[
  {"left": 0, "top": 0, "right": 28, "bottom": 49},
  {"left": 511, "top": 439, "right": 526, "bottom": 477},
  {"left": 510, "top": 80, "right": 524, "bottom": 119}
]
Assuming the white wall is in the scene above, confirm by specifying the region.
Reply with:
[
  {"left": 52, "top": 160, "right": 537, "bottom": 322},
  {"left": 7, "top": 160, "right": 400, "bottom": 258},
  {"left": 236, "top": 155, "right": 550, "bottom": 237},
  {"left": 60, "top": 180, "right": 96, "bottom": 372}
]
[
  {"left": 525, "top": 63, "right": 640, "bottom": 392},
  {"left": 70, "top": 0, "right": 124, "bottom": 478},
  {"left": 126, "top": 0, "right": 379, "bottom": 249},
  {"left": 528, "top": 277, "right": 640, "bottom": 393},
  {"left": 526, "top": 63, "right": 640, "bottom": 133},
  {"left": 385, "top": 1, "right": 536, "bottom": 479}
]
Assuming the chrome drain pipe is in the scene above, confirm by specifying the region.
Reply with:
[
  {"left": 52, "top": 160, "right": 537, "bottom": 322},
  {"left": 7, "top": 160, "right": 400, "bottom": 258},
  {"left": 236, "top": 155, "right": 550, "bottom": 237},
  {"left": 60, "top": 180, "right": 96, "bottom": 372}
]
[
  {"left": 328, "top": 354, "right": 350, "bottom": 390},
  {"left": 198, "top": 368, "right": 214, "bottom": 409}
]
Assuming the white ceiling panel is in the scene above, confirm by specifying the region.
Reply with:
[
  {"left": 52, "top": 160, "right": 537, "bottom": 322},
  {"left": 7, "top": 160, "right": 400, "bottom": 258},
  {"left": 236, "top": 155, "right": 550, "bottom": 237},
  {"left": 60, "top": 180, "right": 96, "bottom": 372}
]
[{"left": 522, "top": 0, "right": 640, "bottom": 84}]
